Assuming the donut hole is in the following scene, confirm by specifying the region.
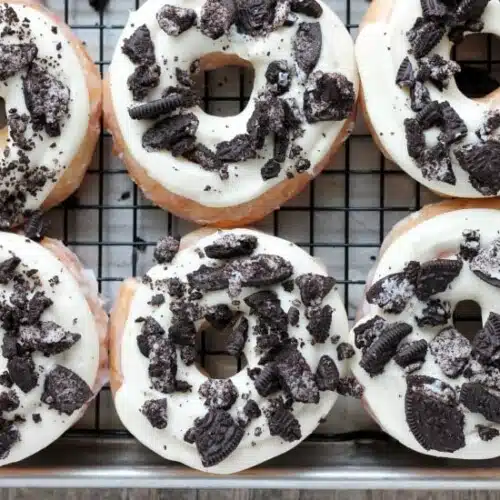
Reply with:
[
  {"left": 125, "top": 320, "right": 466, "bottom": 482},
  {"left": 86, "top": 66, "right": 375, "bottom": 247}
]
[
  {"left": 196, "top": 312, "right": 248, "bottom": 379},
  {"left": 191, "top": 53, "right": 255, "bottom": 117},
  {"left": 452, "top": 33, "right": 500, "bottom": 99},
  {"left": 452, "top": 300, "right": 482, "bottom": 341}
]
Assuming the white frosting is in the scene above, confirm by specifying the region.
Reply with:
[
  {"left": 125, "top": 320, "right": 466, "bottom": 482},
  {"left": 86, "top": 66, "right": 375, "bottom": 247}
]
[
  {"left": 356, "top": 0, "right": 500, "bottom": 197},
  {"left": 0, "top": 4, "right": 89, "bottom": 215},
  {"left": 0, "top": 232, "right": 100, "bottom": 466},
  {"left": 114, "top": 228, "right": 349, "bottom": 474},
  {"left": 350, "top": 209, "right": 500, "bottom": 459},
  {"left": 108, "top": 0, "right": 358, "bottom": 208}
]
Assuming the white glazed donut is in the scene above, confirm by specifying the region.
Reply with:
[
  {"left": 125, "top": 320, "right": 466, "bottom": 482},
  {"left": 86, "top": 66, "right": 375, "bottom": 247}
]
[
  {"left": 350, "top": 203, "right": 500, "bottom": 459},
  {"left": 0, "top": 231, "right": 107, "bottom": 466},
  {"left": 109, "top": 228, "right": 353, "bottom": 474},
  {"left": 356, "top": 0, "right": 500, "bottom": 198},
  {"left": 0, "top": 1, "right": 101, "bottom": 227},
  {"left": 104, "top": 0, "right": 358, "bottom": 227}
]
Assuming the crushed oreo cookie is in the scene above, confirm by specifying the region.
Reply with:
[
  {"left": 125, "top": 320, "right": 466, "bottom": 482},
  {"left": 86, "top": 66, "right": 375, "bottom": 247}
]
[
  {"left": 336, "top": 376, "right": 364, "bottom": 398},
  {"left": 315, "top": 355, "right": 339, "bottom": 391},
  {"left": 405, "top": 375, "right": 465, "bottom": 452},
  {"left": 168, "top": 313, "right": 196, "bottom": 346},
  {"left": 410, "top": 80, "right": 432, "bottom": 112},
  {"left": 23, "top": 211, "right": 45, "bottom": 242},
  {"left": 184, "top": 143, "right": 224, "bottom": 172},
  {"left": 41, "top": 365, "right": 92, "bottom": 415},
  {"left": 18, "top": 322, "right": 81, "bottom": 356},
  {"left": 205, "top": 233, "right": 258, "bottom": 260},
  {"left": 472, "top": 312, "right": 500, "bottom": 367},
  {"left": 415, "top": 258, "right": 462, "bottom": 301},
  {"left": 156, "top": 5, "right": 197, "bottom": 36},
  {"left": 192, "top": 409, "right": 244, "bottom": 467},
  {"left": 261, "top": 159, "right": 281, "bottom": 180},
  {"left": 142, "top": 113, "right": 199, "bottom": 152},
  {"left": 460, "top": 382, "right": 500, "bottom": 424},
  {"left": 418, "top": 55, "right": 460, "bottom": 91},
  {"left": 396, "top": 56, "right": 415, "bottom": 88},
  {"left": 129, "top": 94, "right": 185, "bottom": 120},
  {"left": 337, "top": 342, "right": 355, "bottom": 361},
  {"left": 0, "top": 422, "right": 18, "bottom": 460},
  {"left": 122, "top": 25, "right": 156, "bottom": 65},
  {"left": 288, "top": 306, "right": 300, "bottom": 326},
  {"left": 293, "top": 22, "right": 322, "bottom": 75},
  {"left": 148, "top": 338, "right": 177, "bottom": 393},
  {"left": 418, "top": 143, "right": 456, "bottom": 185},
  {"left": 226, "top": 316, "right": 248, "bottom": 356},
  {"left": 127, "top": 63, "right": 161, "bottom": 101},
  {"left": 353, "top": 315, "right": 387, "bottom": 353},
  {"left": 0, "top": 390, "right": 19, "bottom": 413},
  {"left": 254, "top": 363, "right": 280, "bottom": 396},
  {"left": 306, "top": 304, "right": 332, "bottom": 343},
  {"left": 394, "top": 339, "right": 428, "bottom": 370},
  {"left": 460, "top": 229, "right": 480, "bottom": 261},
  {"left": 290, "top": 0, "right": 323, "bottom": 18},
  {"left": 7, "top": 356, "right": 37, "bottom": 394},
  {"left": 204, "top": 304, "right": 234, "bottom": 330},
  {"left": 360, "top": 322, "right": 413, "bottom": 376},
  {"left": 296, "top": 273, "right": 335, "bottom": 307},
  {"left": 216, "top": 134, "right": 256, "bottom": 162},
  {"left": 0, "top": 43, "right": 37, "bottom": 81},
  {"left": 265, "top": 60, "right": 292, "bottom": 95},
  {"left": 470, "top": 238, "right": 500, "bottom": 287},
  {"left": 439, "top": 102, "right": 468, "bottom": 144},
  {"left": 141, "top": 398, "right": 168, "bottom": 429},
  {"left": 154, "top": 236, "right": 180, "bottom": 264},
  {"left": 187, "top": 264, "right": 228, "bottom": 292},
  {"left": 181, "top": 345, "right": 197, "bottom": 366},
  {"left": 404, "top": 119, "right": 426, "bottom": 159},
  {"left": 407, "top": 17, "right": 446, "bottom": 59},
  {"left": 304, "top": 71, "right": 355, "bottom": 123},
  {"left": 236, "top": 0, "right": 278, "bottom": 35},
  {"left": 200, "top": 0, "right": 236, "bottom": 39},
  {"left": 265, "top": 397, "right": 302, "bottom": 442},
  {"left": 429, "top": 327, "right": 471, "bottom": 378},
  {"left": 415, "top": 299, "right": 451, "bottom": 327},
  {"left": 477, "top": 424, "right": 500, "bottom": 442},
  {"left": 243, "top": 399, "right": 261, "bottom": 420},
  {"left": 199, "top": 379, "right": 238, "bottom": 410}
]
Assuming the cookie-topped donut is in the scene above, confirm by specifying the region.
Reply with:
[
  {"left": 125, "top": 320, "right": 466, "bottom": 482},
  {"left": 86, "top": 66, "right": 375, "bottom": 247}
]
[
  {"left": 0, "top": 229, "right": 107, "bottom": 465},
  {"left": 0, "top": 1, "right": 101, "bottom": 227},
  {"left": 350, "top": 199, "right": 500, "bottom": 459},
  {"left": 104, "top": 0, "right": 358, "bottom": 227},
  {"left": 356, "top": 0, "right": 500, "bottom": 197},
  {"left": 109, "top": 228, "right": 352, "bottom": 473}
]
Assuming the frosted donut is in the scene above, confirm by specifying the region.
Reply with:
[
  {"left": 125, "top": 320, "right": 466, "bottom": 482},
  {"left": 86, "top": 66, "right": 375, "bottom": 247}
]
[
  {"left": 0, "top": 230, "right": 107, "bottom": 465},
  {"left": 104, "top": 0, "right": 358, "bottom": 227},
  {"left": 356, "top": 0, "right": 500, "bottom": 197},
  {"left": 109, "top": 228, "right": 352, "bottom": 474},
  {"left": 350, "top": 199, "right": 500, "bottom": 459},
  {"left": 0, "top": 0, "right": 101, "bottom": 227}
]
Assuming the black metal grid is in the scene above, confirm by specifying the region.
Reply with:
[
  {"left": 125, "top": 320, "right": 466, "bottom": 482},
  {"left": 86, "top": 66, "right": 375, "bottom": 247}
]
[{"left": 46, "top": 0, "right": 499, "bottom": 440}]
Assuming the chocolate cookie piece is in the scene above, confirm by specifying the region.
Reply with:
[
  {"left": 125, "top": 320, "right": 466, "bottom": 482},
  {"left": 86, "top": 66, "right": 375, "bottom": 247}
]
[
  {"left": 7, "top": 356, "right": 37, "bottom": 394},
  {"left": 415, "top": 259, "right": 462, "bottom": 301},
  {"left": 418, "top": 143, "right": 456, "bottom": 185},
  {"left": 243, "top": 399, "right": 261, "bottom": 420},
  {"left": 148, "top": 338, "right": 177, "bottom": 394},
  {"left": 127, "top": 64, "right": 161, "bottom": 101},
  {"left": 199, "top": 379, "right": 238, "bottom": 410},
  {"left": 394, "top": 340, "right": 428, "bottom": 369},
  {"left": 290, "top": 0, "right": 323, "bottom": 18},
  {"left": 366, "top": 270, "right": 414, "bottom": 314},
  {"left": 456, "top": 141, "right": 500, "bottom": 196},
  {"left": 2, "top": 335, "right": 18, "bottom": 360},
  {"left": 254, "top": 363, "right": 281, "bottom": 396},
  {"left": 0, "top": 43, "right": 37, "bottom": 81},
  {"left": 477, "top": 111, "right": 500, "bottom": 142},
  {"left": 0, "top": 422, "right": 19, "bottom": 460},
  {"left": 205, "top": 234, "right": 258, "bottom": 259},
  {"left": 415, "top": 299, "right": 451, "bottom": 327},
  {"left": 477, "top": 425, "right": 500, "bottom": 442},
  {"left": 244, "top": 290, "right": 288, "bottom": 333},
  {"left": 353, "top": 315, "right": 387, "bottom": 353},
  {"left": 315, "top": 355, "right": 339, "bottom": 391},
  {"left": 274, "top": 131, "right": 290, "bottom": 163},
  {"left": 265, "top": 397, "right": 302, "bottom": 442},
  {"left": 360, "top": 322, "right": 413, "bottom": 376},
  {"left": 216, "top": 134, "right": 256, "bottom": 162},
  {"left": 472, "top": 312, "right": 500, "bottom": 367},
  {"left": 396, "top": 57, "right": 415, "bottom": 88},
  {"left": 18, "top": 322, "right": 81, "bottom": 356},
  {"left": 247, "top": 100, "right": 270, "bottom": 150},
  {"left": 23, "top": 63, "right": 70, "bottom": 137},
  {"left": 41, "top": 365, "right": 92, "bottom": 415},
  {"left": 303, "top": 71, "right": 355, "bottom": 123},
  {"left": 404, "top": 119, "right": 426, "bottom": 159},
  {"left": 306, "top": 305, "right": 332, "bottom": 343},
  {"left": 416, "top": 101, "right": 442, "bottom": 130},
  {"left": 0, "top": 390, "right": 19, "bottom": 413},
  {"left": 460, "top": 229, "right": 480, "bottom": 261},
  {"left": 205, "top": 305, "right": 234, "bottom": 330},
  {"left": 261, "top": 159, "right": 281, "bottom": 180},
  {"left": 429, "top": 327, "right": 471, "bottom": 378},
  {"left": 470, "top": 238, "right": 500, "bottom": 287},
  {"left": 184, "top": 143, "right": 224, "bottom": 172},
  {"left": 265, "top": 60, "right": 292, "bottom": 95},
  {"left": 129, "top": 94, "right": 184, "bottom": 120},
  {"left": 274, "top": 345, "right": 319, "bottom": 403},
  {"left": 410, "top": 80, "right": 431, "bottom": 112},
  {"left": 168, "top": 314, "right": 196, "bottom": 346},
  {"left": 141, "top": 398, "right": 168, "bottom": 429},
  {"left": 230, "top": 254, "right": 293, "bottom": 288},
  {"left": 439, "top": 102, "right": 468, "bottom": 145},
  {"left": 420, "top": 0, "right": 450, "bottom": 20},
  {"left": 460, "top": 382, "right": 500, "bottom": 423},
  {"left": 122, "top": 24, "right": 156, "bottom": 65},
  {"left": 193, "top": 409, "right": 244, "bottom": 467},
  {"left": 156, "top": 5, "right": 197, "bottom": 36},
  {"left": 418, "top": 55, "right": 460, "bottom": 91},
  {"left": 236, "top": 0, "right": 277, "bottom": 35},
  {"left": 154, "top": 236, "right": 180, "bottom": 264},
  {"left": 407, "top": 17, "right": 446, "bottom": 59},
  {"left": 295, "top": 273, "right": 335, "bottom": 306},
  {"left": 142, "top": 113, "right": 199, "bottom": 152},
  {"left": 336, "top": 376, "right": 364, "bottom": 398},
  {"left": 405, "top": 375, "right": 465, "bottom": 452},
  {"left": 0, "top": 372, "right": 13, "bottom": 389},
  {"left": 25, "top": 291, "right": 53, "bottom": 325},
  {"left": 337, "top": 342, "right": 355, "bottom": 361},
  {"left": 454, "top": 0, "right": 489, "bottom": 24},
  {"left": 226, "top": 316, "right": 249, "bottom": 356},
  {"left": 200, "top": 0, "right": 236, "bottom": 39},
  {"left": 187, "top": 264, "right": 228, "bottom": 292},
  {"left": 288, "top": 306, "right": 300, "bottom": 327},
  {"left": 293, "top": 22, "right": 322, "bottom": 75},
  {"left": 166, "top": 278, "right": 185, "bottom": 298}
]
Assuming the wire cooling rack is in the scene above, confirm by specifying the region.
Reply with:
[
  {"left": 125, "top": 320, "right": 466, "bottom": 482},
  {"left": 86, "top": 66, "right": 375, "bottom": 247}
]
[{"left": 41, "top": 0, "right": 500, "bottom": 446}]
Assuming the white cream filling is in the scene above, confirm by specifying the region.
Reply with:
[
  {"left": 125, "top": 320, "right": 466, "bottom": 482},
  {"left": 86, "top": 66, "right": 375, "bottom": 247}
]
[
  {"left": 108, "top": 0, "right": 358, "bottom": 208},
  {"left": 115, "top": 228, "right": 349, "bottom": 474}
]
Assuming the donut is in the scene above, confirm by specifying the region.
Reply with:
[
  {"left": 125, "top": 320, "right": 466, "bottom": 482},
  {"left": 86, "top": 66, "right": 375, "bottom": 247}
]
[
  {"left": 0, "top": 230, "right": 107, "bottom": 465},
  {"left": 0, "top": 0, "right": 101, "bottom": 228},
  {"left": 104, "top": 0, "right": 358, "bottom": 227},
  {"left": 349, "top": 198, "right": 500, "bottom": 459},
  {"left": 356, "top": 0, "right": 500, "bottom": 198},
  {"left": 109, "top": 228, "right": 353, "bottom": 473}
]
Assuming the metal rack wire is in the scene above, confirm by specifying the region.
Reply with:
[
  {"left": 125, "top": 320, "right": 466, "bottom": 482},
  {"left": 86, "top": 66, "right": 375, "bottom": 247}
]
[{"left": 43, "top": 0, "right": 499, "bottom": 444}]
